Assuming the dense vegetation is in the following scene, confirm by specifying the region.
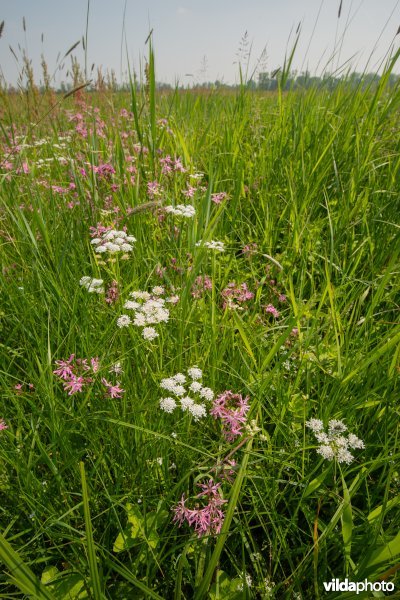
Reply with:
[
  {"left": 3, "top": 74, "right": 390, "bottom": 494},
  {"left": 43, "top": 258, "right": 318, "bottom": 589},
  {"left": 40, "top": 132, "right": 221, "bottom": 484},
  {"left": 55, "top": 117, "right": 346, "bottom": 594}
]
[{"left": 0, "top": 44, "right": 400, "bottom": 599}]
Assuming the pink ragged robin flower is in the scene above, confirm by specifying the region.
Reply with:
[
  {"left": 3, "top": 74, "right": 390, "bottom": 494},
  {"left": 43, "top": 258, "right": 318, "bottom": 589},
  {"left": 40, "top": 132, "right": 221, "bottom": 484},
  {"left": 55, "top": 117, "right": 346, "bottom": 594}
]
[
  {"left": 172, "top": 478, "right": 227, "bottom": 537},
  {"left": 191, "top": 275, "right": 212, "bottom": 298},
  {"left": 210, "top": 391, "right": 250, "bottom": 442},
  {"left": 105, "top": 280, "right": 119, "bottom": 305},
  {"left": 53, "top": 355, "right": 75, "bottom": 380},
  {"left": 265, "top": 304, "right": 280, "bottom": 318},
  {"left": 101, "top": 378, "right": 125, "bottom": 398},
  {"left": 63, "top": 376, "right": 86, "bottom": 395},
  {"left": 211, "top": 192, "right": 229, "bottom": 204}
]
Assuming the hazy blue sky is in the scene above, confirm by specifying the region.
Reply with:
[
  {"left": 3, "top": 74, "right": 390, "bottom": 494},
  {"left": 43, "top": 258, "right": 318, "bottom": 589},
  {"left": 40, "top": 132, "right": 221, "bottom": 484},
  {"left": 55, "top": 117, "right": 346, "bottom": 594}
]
[{"left": 1, "top": 0, "right": 400, "bottom": 87}]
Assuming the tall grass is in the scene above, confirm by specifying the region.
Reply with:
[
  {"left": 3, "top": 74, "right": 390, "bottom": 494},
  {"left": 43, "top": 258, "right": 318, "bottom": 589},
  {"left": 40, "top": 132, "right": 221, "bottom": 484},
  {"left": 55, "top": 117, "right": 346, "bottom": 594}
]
[{"left": 0, "top": 41, "right": 399, "bottom": 599}]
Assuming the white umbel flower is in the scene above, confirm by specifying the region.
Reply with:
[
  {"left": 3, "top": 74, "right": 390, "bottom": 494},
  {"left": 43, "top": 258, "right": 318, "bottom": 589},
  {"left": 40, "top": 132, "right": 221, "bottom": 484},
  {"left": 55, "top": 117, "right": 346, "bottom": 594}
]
[
  {"left": 188, "top": 403, "right": 207, "bottom": 421},
  {"left": 117, "top": 314, "right": 131, "bottom": 328},
  {"left": 188, "top": 367, "right": 202, "bottom": 380},
  {"left": 160, "top": 397, "right": 177, "bottom": 413},
  {"left": 195, "top": 240, "right": 225, "bottom": 252},
  {"left": 80, "top": 276, "right": 104, "bottom": 293},
  {"left": 142, "top": 327, "right": 158, "bottom": 340}
]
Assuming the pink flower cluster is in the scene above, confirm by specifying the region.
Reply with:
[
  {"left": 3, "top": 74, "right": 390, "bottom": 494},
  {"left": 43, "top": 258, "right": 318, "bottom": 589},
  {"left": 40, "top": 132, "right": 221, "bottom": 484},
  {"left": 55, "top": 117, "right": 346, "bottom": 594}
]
[
  {"left": 159, "top": 155, "right": 186, "bottom": 175},
  {"left": 211, "top": 192, "right": 229, "bottom": 204},
  {"left": 105, "top": 280, "right": 119, "bottom": 305},
  {"left": 172, "top": 479, "right": 227, "bottom": 537},
  {"left": 0, "top": 419, "right": 8, "bottom": 431},
  {"left": 191, "top": 275, "right": 212, "bottom": 298},
  {"left": 210, "top": 391, "right": 250, "bottom": 441},
  {"left": 265, "top": 303, "right": 280, "bottom": 318},
  {"left": 53, "top": 356, "right": 124, "bottom": 398},
  {"left": 92, "top": 163, "right": 115, "bottom": 178},
  {"left": 221, "top": 282, "right": 254, "bottom": 310},
  {"left": 53, "top": 355, "right": 99, "bottom": 395}
]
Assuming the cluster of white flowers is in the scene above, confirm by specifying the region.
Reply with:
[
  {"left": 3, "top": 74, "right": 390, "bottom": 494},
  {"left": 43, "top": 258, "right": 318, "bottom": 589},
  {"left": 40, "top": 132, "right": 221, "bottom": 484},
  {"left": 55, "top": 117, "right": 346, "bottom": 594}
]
[
  {"left": 80, "top": 276, "right": 104, "bottom": 294},
  {"left": 117, "top": 287, "right": 172, "bottom": 341},
  {"left": 91, "top": 230, "right": 136, "bottom": 254},
  {"left": 306, "top": 418, "right": 365, "bottom": 464},
  {"left": 195, "top": 240, "right": 225, "bottom": 252},
  {"left": 159, "top": 367, "right": 214, "bottom": 421},
  {"left": 164, "top": 204, "right": 196, "bottom": 218}
]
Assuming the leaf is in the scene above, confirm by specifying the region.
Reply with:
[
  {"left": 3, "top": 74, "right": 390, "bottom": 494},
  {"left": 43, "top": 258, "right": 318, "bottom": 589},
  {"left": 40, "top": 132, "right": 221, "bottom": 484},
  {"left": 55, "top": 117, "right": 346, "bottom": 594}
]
[
  {"left": 113, "top": 504, "right": 167, "bottom": 553},
  {"left": 367, "top": 495, "right": 400, "bottom": 524},
  {"left": 209, "top": 571, "right": 242, "bottom": 600},
  {"left": 41, "top": 567, "right": 88, "bottom": 599},
  {"left": 341, "top": 474, "right": 353, "bottom": 570},
  {"left": 303, "top": 467, "right": 331, "bottom": 498},
  {"left": 80, "top": 462, "right": 104, "bottom": 599},
  {"left": 0, "top": 531, "right": 56, "bottom": 599},
  {"left": 364, "top": 530, "right": 400, "bottom": 574}
]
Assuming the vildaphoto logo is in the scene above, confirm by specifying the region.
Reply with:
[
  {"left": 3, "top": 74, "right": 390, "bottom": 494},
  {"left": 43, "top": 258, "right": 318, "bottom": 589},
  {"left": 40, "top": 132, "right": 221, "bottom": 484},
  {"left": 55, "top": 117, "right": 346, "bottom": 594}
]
[{"left": 323, "top": 579, "right": 394, "bottom": 594}]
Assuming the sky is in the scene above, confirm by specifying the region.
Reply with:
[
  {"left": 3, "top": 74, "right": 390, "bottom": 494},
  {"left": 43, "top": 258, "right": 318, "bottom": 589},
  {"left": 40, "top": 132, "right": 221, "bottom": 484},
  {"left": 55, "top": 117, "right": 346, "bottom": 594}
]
[{"left": 1, "top": 0, "right": 400, "bottom": 87}]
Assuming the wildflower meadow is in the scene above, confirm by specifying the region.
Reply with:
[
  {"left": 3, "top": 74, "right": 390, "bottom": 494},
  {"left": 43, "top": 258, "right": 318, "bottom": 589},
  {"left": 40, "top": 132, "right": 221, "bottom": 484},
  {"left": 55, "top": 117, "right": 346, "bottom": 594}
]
[{"left": 0, "top": 29, "right": 400, "bottom": 600}]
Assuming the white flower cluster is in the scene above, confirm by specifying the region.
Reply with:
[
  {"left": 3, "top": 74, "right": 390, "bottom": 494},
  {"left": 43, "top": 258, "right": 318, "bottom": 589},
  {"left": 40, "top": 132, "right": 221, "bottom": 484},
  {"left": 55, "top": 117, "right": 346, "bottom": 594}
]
[
  {"left": 80, "top": 276, "right": 104, "bottom": 294},
  {"left": 164, "top": 204, "right": 196, "bottom": 217},
  {"left": 117, "top": 287, "right": 172, "bottom": 341},
  {"left": 195, "top": 240, "right": 225, "bottom": 252},
  {"left": 91, "top": 229, "right": 136, "bottom": 254},
  {"left": 159, "top": 367, "right": 214, "bottom": 421},
  {"left": 306, "top": 418, "right": 365, "bottom": 464}
]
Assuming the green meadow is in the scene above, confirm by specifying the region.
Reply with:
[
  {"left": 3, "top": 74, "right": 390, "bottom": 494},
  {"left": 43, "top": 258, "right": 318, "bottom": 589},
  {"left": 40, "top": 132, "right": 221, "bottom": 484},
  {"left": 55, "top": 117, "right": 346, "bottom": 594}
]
[{"left": 0, "top": 42, "right": 400, "bottom": 599}]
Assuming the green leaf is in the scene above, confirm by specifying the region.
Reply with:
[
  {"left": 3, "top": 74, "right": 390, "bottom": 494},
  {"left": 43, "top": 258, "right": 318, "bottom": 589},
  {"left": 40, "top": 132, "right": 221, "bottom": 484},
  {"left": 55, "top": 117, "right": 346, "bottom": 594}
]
[
  {"left": 113, "top": 504, "right": 167, "bottom": 553},
  {"left": 303, "top": 467, "right": 331, "bottom": 498},
  {"left": 41, "top": 567, "right": 88, "bottom": 599},
  {"left": 367, "top": 495, "right": 400, "bottom": 524},
  {"left": 80, "top": 462, "right": 105, "bottom": 600},
  {"left": 364, "top": 530, "right": 400, "bottom": 574},
  {"left": 341, "top": 473, "right": 353, "bottom": 571},
  {"left": 0, "top": 531, "right": 56, "bottom": 600}
]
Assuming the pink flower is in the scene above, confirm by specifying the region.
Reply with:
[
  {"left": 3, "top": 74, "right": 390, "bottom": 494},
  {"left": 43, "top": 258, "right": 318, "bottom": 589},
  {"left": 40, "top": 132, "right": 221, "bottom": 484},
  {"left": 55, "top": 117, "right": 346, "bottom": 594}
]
[
  {"left": 210, "top": 391, "right": 250, "bottom": 441},
  {"left": 90, "top": 357, "right": 100, "bottom": 372},
  {"left": 0, "top": 419, "right": 8, "bottom": 431},
  {"left": 197, "top": 479, "right": 222, "bottom": 498},
  {"left": 265, "top": 304, "right": 280, "bottom": 318},
  {"left": 53, "top": 355, "right": 75, "bottom": 380},
  {"left": 101, "top": 378, "right": 124, "bottom": 398},
  {"left": 89, "top": 224, "right": 112, "bottom": 238},
  {"left": 191, "top": 275, "right": 212, "bottom": 298},
  {"left": 156, "top": 265, "right": 166, "bottom": 278},
  {"left": 105, "top": 280, "right": 119, "bottom": 305},
  {"left": 147, "top": 181, "right": 162, "bottom": 198},
  {"left": 172, "top": 479, "right": 226, "bottom": 537},
  {"left": 221, "top": 282, "right": 254, "bottom": 309},
  {"left": 181, "top": 185, "right": 196, "bottom": 198},
  {"left": 211, "top": 192, "right": 229, "bottom": 204},
  {"left": 63, "top": 376, "right": 86, "bottom": 395},
  {"left": 173, "top": 157, "right": 186, "bottom": 173},
  {"left": 242, "top": 243, "right": 258, "bottom": 256}
]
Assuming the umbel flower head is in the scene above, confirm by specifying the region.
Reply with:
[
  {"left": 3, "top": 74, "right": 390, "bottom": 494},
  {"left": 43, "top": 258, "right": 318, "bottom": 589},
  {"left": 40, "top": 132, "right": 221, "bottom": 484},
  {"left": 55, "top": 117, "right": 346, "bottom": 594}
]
[
  {"left": 159, "top": 367, "right": 213, "bottom": 421},
  {"left": 306, "top": 418, "right": 365, "bottom": 464},
  {"left": 118, "top": 288, "right": 172, "bottom": 340},
  {"left": 91, "top": 229, "right": 136, "bottom": 255},
  {"left": 164, "top": 204, "right": 196, "bottom": 218},
  {"left": 80, "top": 276, "right": 104, "bottom": 294},
  {"left": 195, "top": 240, "right": 225, "bottom": 252}
]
